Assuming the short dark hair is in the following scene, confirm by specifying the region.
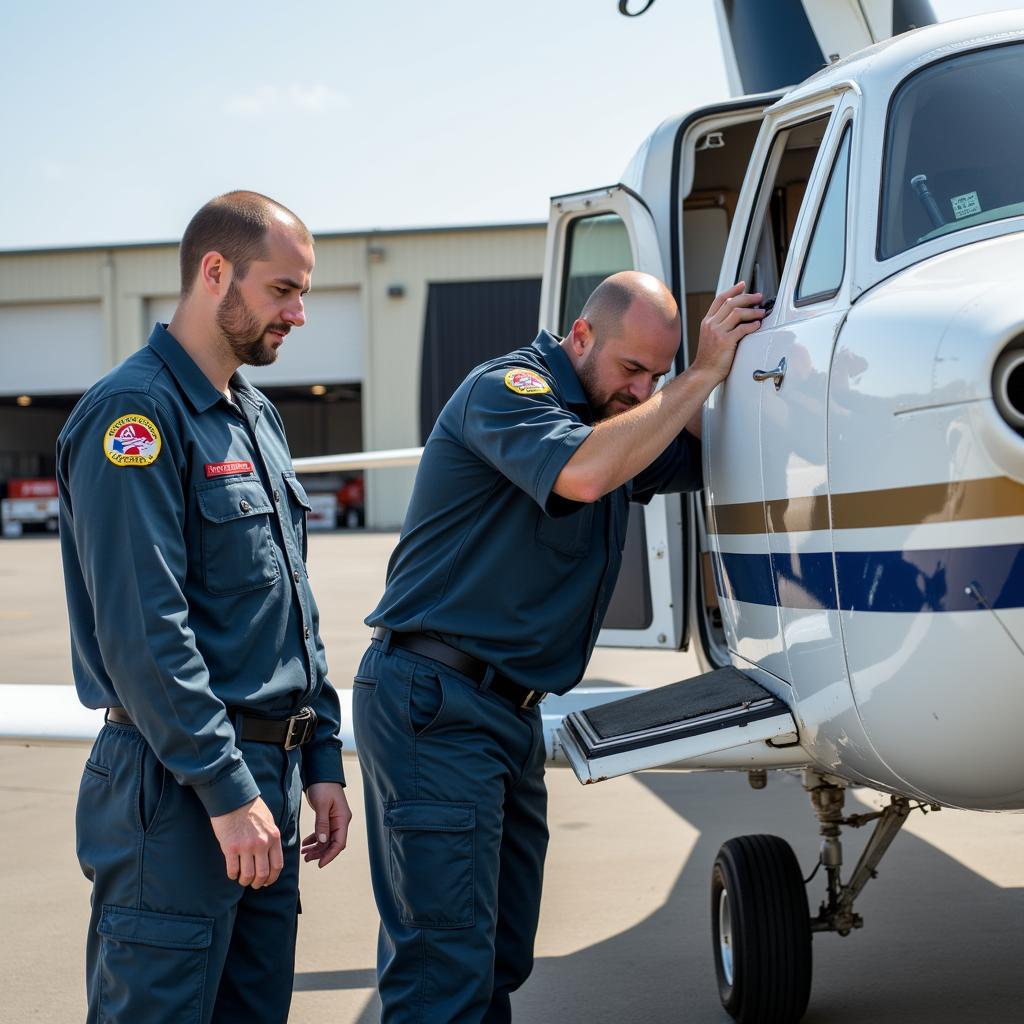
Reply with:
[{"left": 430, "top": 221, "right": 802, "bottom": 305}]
[{"left": 178, "top": 191, "right": 312, "bottom": 295}]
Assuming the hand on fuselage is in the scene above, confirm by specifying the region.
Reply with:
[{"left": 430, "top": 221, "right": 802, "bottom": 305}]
[{"left": 692, "top": 282, "right": 767, "bottom": 384}]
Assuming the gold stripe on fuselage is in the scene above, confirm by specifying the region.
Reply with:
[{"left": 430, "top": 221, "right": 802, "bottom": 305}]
[{"left": 706, "top": 477, "right": 1024, "bottom": 535}]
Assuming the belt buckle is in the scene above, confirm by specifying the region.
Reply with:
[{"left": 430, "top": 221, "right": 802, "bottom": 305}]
[
  {"left": 519, "top": 689, "right": 544, "bottom": 711},
  {"left": 284, "top": 706, "right": 316, "bottom": 750}
]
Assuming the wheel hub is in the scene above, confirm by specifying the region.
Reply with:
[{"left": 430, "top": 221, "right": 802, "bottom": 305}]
[{"left": 718, "top": 888, "right": 734, "bottom": 986}]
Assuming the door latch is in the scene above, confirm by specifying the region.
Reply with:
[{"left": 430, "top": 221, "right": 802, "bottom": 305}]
[{"left": 753, "top": 356, "right": 787, "bottom": 391}]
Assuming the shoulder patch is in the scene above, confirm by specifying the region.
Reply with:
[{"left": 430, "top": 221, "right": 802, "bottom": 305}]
[
  {"left": 103, "top": 414, "right": 162, "bottom": 467},
  {"left": 504, "top": 368, "right": 551, "bottom": 395}
]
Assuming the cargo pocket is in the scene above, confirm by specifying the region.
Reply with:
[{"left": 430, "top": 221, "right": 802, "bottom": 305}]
[
  {"left": 196, "top": 478, "right": 280, "bottom": 595},
  {"left": 385, "top": 801, "right": 475, "bottom": 929},
  {"left": 97, "top": 905, "right": 213, "bottom": 1022}
]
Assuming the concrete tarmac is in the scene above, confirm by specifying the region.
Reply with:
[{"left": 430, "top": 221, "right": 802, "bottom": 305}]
[{"left": 1, "top": 533, "right": 1022, "bottom": 1023}]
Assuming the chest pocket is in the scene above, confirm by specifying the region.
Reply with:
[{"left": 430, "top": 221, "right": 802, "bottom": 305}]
[
  {"left": 535, "top": 503, "right": 595, "bottom": 558},
  {"left": 196, "top": 478, "right": 280, "bottom": 595},
  {"left": 283, "top": 473, "right": 312, "bottom": 563}
]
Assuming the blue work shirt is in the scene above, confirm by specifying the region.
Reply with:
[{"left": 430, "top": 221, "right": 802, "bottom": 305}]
[
  {"left": 58, "top": 324, "right": 344, "bottom": 817},
  {"left": 367, "top": 330, "right": 702, "bottom": 694}
]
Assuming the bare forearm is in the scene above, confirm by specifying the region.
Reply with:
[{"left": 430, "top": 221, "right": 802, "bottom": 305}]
[{"left": 554, "top": 366, "right": 718, "bottom": 502}]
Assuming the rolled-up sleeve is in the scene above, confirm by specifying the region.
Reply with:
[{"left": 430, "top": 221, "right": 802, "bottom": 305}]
[
  {"left": 59, "top": 394, "right": 258, "bottom": 817},
  {"left": 460, "top": 367, "right": 593, "bottom": 514}
]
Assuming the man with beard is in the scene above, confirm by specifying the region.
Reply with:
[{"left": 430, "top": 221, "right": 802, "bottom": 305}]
[
  {"left": 356, "top": 270, "right": 765, "bottom": 1021},
  {"left": 57, "top": 191, "right": 351, "bottom": 1023}
]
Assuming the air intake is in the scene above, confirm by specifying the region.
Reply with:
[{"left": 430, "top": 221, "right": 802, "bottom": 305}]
[{"left": 993, "top": 346, "right": 1024, "bottom": 432}]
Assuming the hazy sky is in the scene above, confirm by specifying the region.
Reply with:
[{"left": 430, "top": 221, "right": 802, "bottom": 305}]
[{"left": 2, "top": 0, "right": 1010, "bottom": 251}]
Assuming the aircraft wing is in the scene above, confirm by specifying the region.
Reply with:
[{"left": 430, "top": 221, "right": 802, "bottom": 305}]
[{"left": 292, "top": 447, "right": 423, "bottom": 473}]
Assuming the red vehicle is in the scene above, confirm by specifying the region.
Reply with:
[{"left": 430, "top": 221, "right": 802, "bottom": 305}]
[
  {"left": 2, "top": 478, "right": 59, "bottom": 537},
  {"left": 336, "top": 475, "right": 364, "bottom": 528}
]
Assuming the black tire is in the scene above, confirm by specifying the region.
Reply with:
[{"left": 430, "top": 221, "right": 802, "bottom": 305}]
[{"left": 711, "top": 834, "right": 812, "bottom": 1024}]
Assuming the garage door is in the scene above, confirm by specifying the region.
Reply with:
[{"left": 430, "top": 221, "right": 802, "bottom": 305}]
[
  {"left": 0, "top": 302, "right": 106, "bottom": 394},
  {"left": 147, "top": 288, "right": 363, "bottom": 385}
]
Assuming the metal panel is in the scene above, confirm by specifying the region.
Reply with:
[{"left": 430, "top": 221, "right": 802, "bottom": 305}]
[{"left": 0, "top": 302, "right": 105, "bottom": 394}]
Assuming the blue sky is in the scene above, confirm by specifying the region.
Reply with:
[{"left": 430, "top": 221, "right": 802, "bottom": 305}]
[{"left": 2, "top": 0, "right": 1008, "bottom": 250}]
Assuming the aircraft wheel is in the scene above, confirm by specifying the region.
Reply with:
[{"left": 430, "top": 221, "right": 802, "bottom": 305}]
[{"left": 711, "top": 834, "right": 812, "bottom": 1024}]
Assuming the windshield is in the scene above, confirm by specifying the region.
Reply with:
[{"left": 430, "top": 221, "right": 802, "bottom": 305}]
[{"left": 879, "top": 42, "right": 1024, "bottom": 260}]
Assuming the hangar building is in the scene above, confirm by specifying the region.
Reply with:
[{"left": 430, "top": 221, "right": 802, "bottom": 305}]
[{"left": 0, "top": 223, "right": 546, "bottom": 529}]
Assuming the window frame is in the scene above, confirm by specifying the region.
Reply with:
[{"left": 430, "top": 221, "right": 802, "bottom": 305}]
[
  {"left": 734, "top": 111, "right": 836, "bottom": 299},
  {"left": 558, "top": 211, "right": 634, "bottom": 335},
  {"left": 794, "top": 120, "right": 854, "bottom": 307},
  {"left": 876, "top": 39, "right": 1024, "bottom": 262}
]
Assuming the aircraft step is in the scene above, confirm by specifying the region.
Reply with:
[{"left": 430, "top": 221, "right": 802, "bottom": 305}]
[{"left": 555, "top": 667, "right": 803, "bottom": 784}]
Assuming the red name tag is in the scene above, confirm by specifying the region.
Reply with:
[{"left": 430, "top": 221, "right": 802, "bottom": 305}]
[{"left": 205, "top": 461, "right": 254, "bottom": 478}]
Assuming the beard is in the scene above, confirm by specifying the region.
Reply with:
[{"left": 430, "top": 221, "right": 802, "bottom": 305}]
[
  {"left": 215, "top": 280, "right": 287, "bottom": 367},
  {"left": 577, "top": 354, "right": 639, "bottom": 421}
]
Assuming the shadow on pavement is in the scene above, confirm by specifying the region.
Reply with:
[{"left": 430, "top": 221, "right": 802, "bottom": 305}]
[{"left": 299, "top": 770, "right": 1024, "bottom": 1023}]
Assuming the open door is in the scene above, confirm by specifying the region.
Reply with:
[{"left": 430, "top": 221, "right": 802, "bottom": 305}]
[{"left": 539, "top": 186, "right": 686, "bottom": 650}]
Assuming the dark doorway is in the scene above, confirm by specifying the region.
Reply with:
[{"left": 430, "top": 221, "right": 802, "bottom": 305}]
[{"left": 419, "top": 278, "right": 542, "bottom": 442}]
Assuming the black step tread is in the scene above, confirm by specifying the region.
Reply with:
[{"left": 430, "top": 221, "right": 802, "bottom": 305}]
[{"left": 583, "top": 668, "right": 778, "bottom": 741}]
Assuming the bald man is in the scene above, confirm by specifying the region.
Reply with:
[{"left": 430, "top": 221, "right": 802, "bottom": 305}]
[{"left": 356, "top": 273, "right": 764, "bottom": 1022}]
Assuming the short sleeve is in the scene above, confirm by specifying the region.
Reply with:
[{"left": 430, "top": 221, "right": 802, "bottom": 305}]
[
  {"left": 631, "top": 429, "right": 703, "bottom": 505},
  {"left": 460, "top": 366, "right": 593, "bottom": 514}
]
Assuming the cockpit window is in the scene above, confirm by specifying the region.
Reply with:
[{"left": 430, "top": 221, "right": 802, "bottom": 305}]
[{"left": 879, "top": 43, "right": 1024, "bottom": 260}]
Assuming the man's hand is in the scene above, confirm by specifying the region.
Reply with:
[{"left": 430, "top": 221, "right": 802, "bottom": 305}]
[
  {"left": 210, "top": 796, "right": 283, "bottom": 889},
  {"left": 691, "top": 282, "right": 766, "bottom": 385},
  {"left": 301, "top": 783, "right": 352, "bottom": 868}
]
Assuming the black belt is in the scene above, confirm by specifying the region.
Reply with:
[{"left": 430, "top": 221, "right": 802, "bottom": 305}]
[
  {"left": 371, "top": 627, "right": 546, "bottom": 710},
  {"left": 106, "top": 705, "right": 318, "bottom": 751}
]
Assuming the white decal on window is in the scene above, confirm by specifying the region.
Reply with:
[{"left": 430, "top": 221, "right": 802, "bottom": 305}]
[{"left": 950, "top": 191, "right": 982, "bottom": 220}]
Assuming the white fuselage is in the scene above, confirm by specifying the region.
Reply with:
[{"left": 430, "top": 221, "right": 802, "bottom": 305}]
[
  {"left": 705, "top": 236, "right": 1024, "bottom": 810},
  {"left": 682, "top": 17, "right": 1024, "bottom": 810}
]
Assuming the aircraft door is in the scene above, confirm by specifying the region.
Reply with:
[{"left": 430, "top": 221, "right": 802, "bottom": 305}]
[
  {"left": 756, "top": 114, "right": 856, "bottom": 749},
  {"left": 706, "top": 106, "right": 838, "bottom": 682},
  {"left": 540, "top": 187, "right": 686, "bottom": 649}
]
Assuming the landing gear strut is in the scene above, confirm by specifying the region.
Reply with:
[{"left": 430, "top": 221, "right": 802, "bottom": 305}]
[
  {"left": 710, "top": 769, "right": 936, "bottom": 1024},
  {"left": 804, "top": 769, "right": 913, "bottom": 936}
]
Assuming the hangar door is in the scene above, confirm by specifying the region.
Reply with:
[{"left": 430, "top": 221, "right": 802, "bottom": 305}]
[
  {"left": 0, "top": 302, "right": 106, "bottom": 394},
  {"left": 146, "top": 289, "right": 363, "bottom": 386}
]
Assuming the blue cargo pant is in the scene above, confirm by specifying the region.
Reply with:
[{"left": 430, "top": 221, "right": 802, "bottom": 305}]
[
  {"left": 353, "top": 640, "right": 549, "bottom": 1023},
  {"left": 76, "top": 717, "right": 303, "bottom": 1024}
]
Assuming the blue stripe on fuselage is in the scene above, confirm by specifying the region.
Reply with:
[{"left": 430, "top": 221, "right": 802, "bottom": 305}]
[{"left": 717, "top": 544, "right": 1024, "bottom": 612}]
